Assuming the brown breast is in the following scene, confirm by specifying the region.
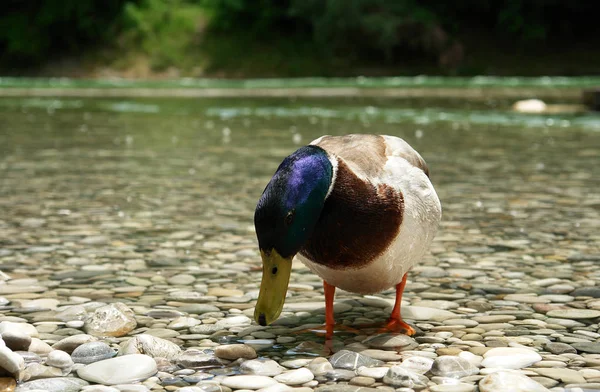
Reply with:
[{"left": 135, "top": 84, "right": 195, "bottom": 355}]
[{"left": 299, "top": 159, "right": 404, "bottom": 270}]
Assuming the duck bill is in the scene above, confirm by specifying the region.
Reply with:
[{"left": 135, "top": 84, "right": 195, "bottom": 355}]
[{"left": 254, "top": 249, "right": 293, "bottom": 326}]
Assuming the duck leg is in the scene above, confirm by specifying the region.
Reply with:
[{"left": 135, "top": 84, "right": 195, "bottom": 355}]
[
  {"left": 380, "top": 272, "right": 415, "bottom": 335},
  {"left": 323, "top": 280, "right": 336, "bottom": 340}
]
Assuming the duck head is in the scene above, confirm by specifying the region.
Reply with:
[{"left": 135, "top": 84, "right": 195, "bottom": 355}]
[{"left": 254, "top": 145, "right": 333, "bottom": 326}]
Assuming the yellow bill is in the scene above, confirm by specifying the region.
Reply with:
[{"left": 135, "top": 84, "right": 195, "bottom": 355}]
[{"left": 254, "top": 249, "right": 293, "bottom": 326}]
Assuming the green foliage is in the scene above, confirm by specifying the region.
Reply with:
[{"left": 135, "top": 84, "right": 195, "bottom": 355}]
[
  {"left": 0, "top": 0, "right": 133, "bottom": 64},
  {"left": 119, "top": 0, "right": 205, "bottom": 70}
]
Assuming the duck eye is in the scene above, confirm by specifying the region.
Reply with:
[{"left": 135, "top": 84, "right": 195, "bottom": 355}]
[{"left": 284, "top": 210, "right": 295, "bottom": 226}]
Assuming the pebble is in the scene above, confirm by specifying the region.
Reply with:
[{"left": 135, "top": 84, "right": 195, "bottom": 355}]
[
  {"left": 430, "top": 384, "right": 476, "bottom": 392},
  {"left": 77, "top": 354, "right": 157, "bottom": 385},
  {"left": 431, "top": 355, "right": 479, "bottom": 378},
  {"left": 45, "top": 350, "right": 74, "bottom": 368},
  {"left": 118, "top": 334, "right": 181, "bottom": 359},
  {"left": 72, "top": 341, "right": 116, "bottom": 364},
  {"left": 329, "top": 350, "right": 383, "bottom": 370},
  {"left": 383, "top": 366, "right": 428, "bottom": 388},
  {"left": 240, "top": 358, "right": 285, "bottom": 376},
  {"left": 52, "top": 335, "right": 97, "bottom": 353},
  {"left": 363, "top": 334, "right": 418, "bottom": 350},
  {"left": 84, "top": 303, "right": 137, "bottom": 337},
  {"left": 400, "top": 356, "right": 433, "bottom": 374},
  {"left": 546, "top": 309, "right": 600, "bottom": 319},
  {"left": 214, "top": 344, "right": 257, "bottom": 360},
  {"left": 1, "top": 330, "right": 31, "bottom": 351},
  {"left": 274, "top": 368, "right": 314, "bottom": 385},
  {"left": 357, "top": 366, "right": 389, "bottom": 379},
  {"left": 15, "top": 377, "right": 89, "bottom": 391},
  {"left": 533, "top": 368, "right": 585, "bottom": 384},
  {"left": 221, "top": 375, "right": 278, "bottom": 390},
  {"left": 0, "top": 322, "right": 38, "bottom": 338},
  {"left": 481, "top": 347, "right": 542, "bottom": 369},
  {"left": 479, "top": 371, "right": 550, "bottom": 392}
]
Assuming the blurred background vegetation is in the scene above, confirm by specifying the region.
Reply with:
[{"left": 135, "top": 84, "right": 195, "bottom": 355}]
[{"left": 1, "top": 0, "right": 599, "bottom": 78}]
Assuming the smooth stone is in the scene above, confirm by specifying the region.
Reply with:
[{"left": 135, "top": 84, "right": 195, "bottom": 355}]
[
  {"left": 308, "top": 358, "right": 333, "bottom": 376},
  {"left": 479, "top": 371, "right": 550, "bottom": 392},
  {"left": 84, "top": 303, "right": 137, "bottom": 337},
  {"left": 168, "top": 317, "right": 202, "bottom": 330},
  {"left": 72, "top": 342, "right": 116, "bottom": 364},
  {"left": 400, "top": 356, "right": 433, "bottom": 374},
  {"left": 167, "top": 274, "right": 196, "bottom": 285},
  {"left": 221, "top": 375, "right": 278, "bottom": 390},
  {"left": 118, "top": 334, "right": 181, "bottom": 360},
  {"left": 383, "top": 366, "right": 428, "bottom": 388},
  {"left": 176, "top": 349, "right": 223, "bottom": 368},
  {"left": 350, "top": 376, "right": 375, "bottom": 387},
  {"left": 0, "top": 346, "right": 25, "bottom": 374},
  {"left": 77, "top": 354, "right": 157, "bottom": 385},
  {"left": 274, "top": 368, "right": 314, "bottom": 385},
  {"left": 363, "top": 334, "right": 418, "bottom": 350},
  {"left": 472, "top": 315, "right": 516, "bottom": 323},
  {"left": 402, "top": 306, "right": 458, "bottom": 321},
  {"left": 20, "top": 363, "right": 63, "bottom": 381},
  {"left": 215, "top": 316, "right": 252, "bottom": 327},
  {"left": 546, "top": 309, "right": 600, "bottom": 319},
  {"left": 1, "top": 331, "right": 31, "bottom": 352},
  {"left": 81, "top": 386, "right": 120, "bottom": 392},
  {"left": 430, "top": 384, "right": 476, "bottom": 392},
  {"left": 431, "top": 356, "right": 478, "bottom": 378},
  {"left": 357, "top": 366, "right": 390, "bottom": 379},
  {"left": 206, "top": 288, "right": 244, "bottom": 297},
  {"left": 52, "top": 335, "right": 97, "bottom": 353},
  {"left": 0, "top": 322, "right": 38, "bottom": 338},
  {"left": 215, "top": 344, "right": 257, "bottom": 360},
  {"left": 27, "top": 339, "right": 53, "bottom": 355},
  {"left": 481, "top": 347, "right": 542, "bottom": 369},
  {"left": 534, "top": 368, "right": 585, "bottom": 384},
  {"left": 329, "top": 350, "right": 383, "bottom": 370},
  {"left": 45, "top": 350, "right": 73, "bottom": 368},
  {"left": 572, "top": 342, "right": 600, "bottom": 354},
  {"left": 571, "top": 287, "right": 600, "bottom": 298},
  {"left": 545, "top": 342, "right": 577, "bottom": 354},
  {"left": 240, "top": 358, "right": 285, "bottom": 376},
  {"left": 15, "top": 377, "right": 89, "bottom": 392},
  {"left": 326, "top": 369, "right": 356, "bottom": 381}
]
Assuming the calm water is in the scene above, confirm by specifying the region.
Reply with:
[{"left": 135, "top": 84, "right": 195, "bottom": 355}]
[{"left": 0, "top": 95, "right": 599, "bottom": 278}]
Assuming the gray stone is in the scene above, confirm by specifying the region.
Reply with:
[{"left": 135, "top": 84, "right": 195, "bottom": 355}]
[
  {"left": 329, "top": 350, "right": 383, "bottom": 370},
  {"left": 15, "top": 377, "right": 89, "bottom": 392},
  {"left": 274, "top": 368, "right": 314, "bottom": 385},
  {"left": 431, "top": 356, "right": 478, "bottom": 378},
  {"left": 572, "top": 342, "right": 600, "bottom": 354},
  {"left": 544, "top": 342, "right": 577, "bottom": 354},
  {"left": 52, "top": 335, "right": 98, "bottom": 353},
  {"left": 363, "top": 334, "right": 418, "bottom": 350},
  {"left": 383, "top": 365, "right": 428, "bottom": 388},
  {"left": 326, "top": 369, "right": 356, "bottom": 381},
  {"left": 176, "top": 349, "right": 224, "bottom": 369},
  {"left": 72, "top": 341, "right": 117, "bottom": 364}
]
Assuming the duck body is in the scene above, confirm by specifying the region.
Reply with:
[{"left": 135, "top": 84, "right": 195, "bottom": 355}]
[
  {"left": 297, "top": 134, "right": 441, "bottom": 294},
  {"left": 253, "top": 133, "right": 441, "bottom": 333}
]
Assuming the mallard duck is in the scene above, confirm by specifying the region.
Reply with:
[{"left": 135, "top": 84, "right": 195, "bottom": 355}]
[{"left": 253, "top": 134, "right": 442, "bottom": 337}]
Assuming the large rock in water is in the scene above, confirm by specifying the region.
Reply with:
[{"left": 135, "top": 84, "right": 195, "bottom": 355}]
[{"left": 84, "top": 303, "right": 137, "bottom": 337}]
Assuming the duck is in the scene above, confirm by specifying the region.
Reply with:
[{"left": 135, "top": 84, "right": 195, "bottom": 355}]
[{"left": 253, "top": 134, "right": 442, "bottom": 338}]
